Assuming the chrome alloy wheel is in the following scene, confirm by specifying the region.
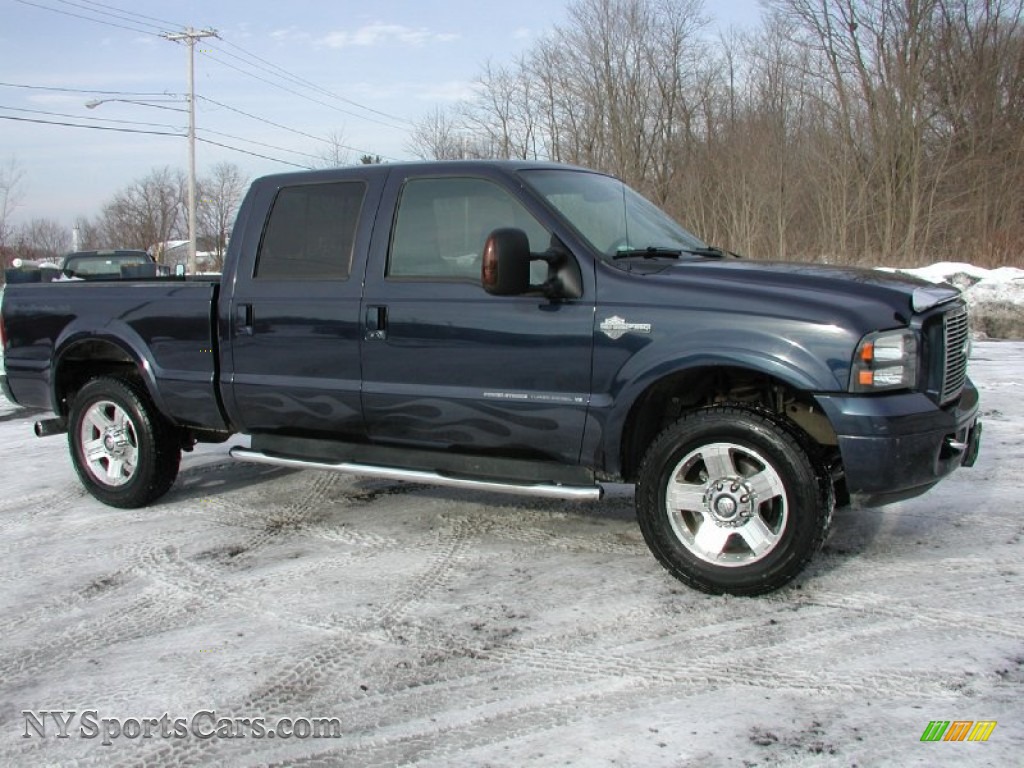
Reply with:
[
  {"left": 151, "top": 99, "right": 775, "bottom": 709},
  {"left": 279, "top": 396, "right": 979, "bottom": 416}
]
[
  {"left": 664, "top": 442, "right": 788, "bottom": 567},
  {"left": 79, "top": 399, "right": 140, "bottom": 487}
]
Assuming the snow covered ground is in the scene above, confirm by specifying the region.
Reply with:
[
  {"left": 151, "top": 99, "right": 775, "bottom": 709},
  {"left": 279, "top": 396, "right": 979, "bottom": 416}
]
[
  {"left": 0, "top": 340, "right": 1021, "bottom": 767},
  {"left": 879, "top": 262, "right": 1024, "bottom": 339}
]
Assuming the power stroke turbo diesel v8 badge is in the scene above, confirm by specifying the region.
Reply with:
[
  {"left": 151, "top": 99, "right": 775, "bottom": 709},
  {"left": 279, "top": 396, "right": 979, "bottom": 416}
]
[{"left": 600, "top": 315, "right": 652, "bottom": 340}]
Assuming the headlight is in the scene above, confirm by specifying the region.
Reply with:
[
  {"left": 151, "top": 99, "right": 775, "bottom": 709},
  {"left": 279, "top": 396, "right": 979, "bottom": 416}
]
[{"left": 851, "top": 329, "right": 918, "bottom": 392}]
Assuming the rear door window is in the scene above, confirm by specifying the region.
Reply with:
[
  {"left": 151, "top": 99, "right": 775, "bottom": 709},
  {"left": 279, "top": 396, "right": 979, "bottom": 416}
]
[{"left": 256, "top": 181, "right": 366, "bottom": 280}]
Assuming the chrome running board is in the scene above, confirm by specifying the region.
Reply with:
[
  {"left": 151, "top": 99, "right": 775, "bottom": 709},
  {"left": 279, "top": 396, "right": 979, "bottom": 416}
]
[{"left": 229, "top": 448, "right": 604, "bottom": 502}]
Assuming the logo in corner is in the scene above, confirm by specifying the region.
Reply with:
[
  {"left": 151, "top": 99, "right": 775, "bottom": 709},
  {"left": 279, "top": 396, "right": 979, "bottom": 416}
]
[
  {"left": 920, "top": 720, "right": 997, "bottom": 742},
  {"left": 600, "top": 315, "right": 652, "bottom": 340}
]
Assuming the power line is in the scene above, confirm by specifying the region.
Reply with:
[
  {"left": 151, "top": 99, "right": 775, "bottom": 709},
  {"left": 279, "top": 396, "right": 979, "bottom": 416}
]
[
  {"left": 0, "top": 104, "right": 184, "bottom": 131},
  {"left": 197, "top": 96, "right": 398, "bottom": 161},
  {"left": 1, "top": 80, "right": 389, "bottom": 159},
  {"left": 18, "top": 0, "right": 412, "bottom": 134},
  {"left": 11, "top": 2, "right": 405, "bottom": 164},
  {"left": 51, "top": 0, "right": 167, "bottom": 33},
  {"left": 195, "top": 127, "right": 322, "bottom": 162},
  {"left": 68, "top": 0, "right": 183, "bottom": 29},
  {"left": 210, "top": 38, "right": 412, "bottom": 126},
  {"left": 0, "top": 114, "right": 310, "bottom": 169},
  {"left": 197, "top": 96, "right": 328, "bottom": 144},
  {"left": 0, "top": 81, "right": 181, "bottom": 98},
  {"left": 2, "top": 78, "right": 394, "bottom": 159},
  {"left": 0, "top": 114, "right": 180, "bottom": 137},
  {"left": 199, "top": 50, "right": 410, "bottom": 132},
  {"left": 12, "top": 0, "right": 163, "bottom": 37},
  {"left": 195, "top": 138, "right": 310, "bottom": 169}
]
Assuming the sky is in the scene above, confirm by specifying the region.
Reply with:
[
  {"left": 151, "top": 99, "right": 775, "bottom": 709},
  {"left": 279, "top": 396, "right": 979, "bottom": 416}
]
[{"left": 1, "top": 0, "right": 765, "bottom": 230}]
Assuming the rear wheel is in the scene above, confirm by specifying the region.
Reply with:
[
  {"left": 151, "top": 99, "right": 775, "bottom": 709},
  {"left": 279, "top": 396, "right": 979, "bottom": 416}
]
[
  {"left": 68, "top": 376, "right": 181, "bottom": 508},
  {"left": 636, "top": 406, "right": 832, "bottom": 596}
]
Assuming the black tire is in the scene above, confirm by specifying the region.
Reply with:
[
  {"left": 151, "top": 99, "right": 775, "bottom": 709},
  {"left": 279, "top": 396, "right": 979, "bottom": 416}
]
[
  {"left": 67, "top": 376, "right": 181, "bottom": 508},
  {"left": 636, "top": 405, "right": 833, "bottom": 596}
]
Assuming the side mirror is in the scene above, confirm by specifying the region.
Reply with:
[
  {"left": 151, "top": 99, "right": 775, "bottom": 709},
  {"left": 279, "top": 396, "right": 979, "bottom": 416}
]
[{"left": 481, "top": 228, "right": 531, "bottom": 296}]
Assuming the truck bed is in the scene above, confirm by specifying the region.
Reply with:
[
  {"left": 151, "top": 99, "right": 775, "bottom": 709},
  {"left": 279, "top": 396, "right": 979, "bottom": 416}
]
[{"left": 1, "top": 279, "right": 226, "bottom": 431}]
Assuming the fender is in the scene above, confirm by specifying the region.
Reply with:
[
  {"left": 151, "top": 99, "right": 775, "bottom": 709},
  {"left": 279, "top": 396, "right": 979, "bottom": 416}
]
[
  {"left": 52, "top": 319, "right": 171, "bottom": 420},
  {"left": 587, "top": 323, "right": 860, "bottom": 477}
]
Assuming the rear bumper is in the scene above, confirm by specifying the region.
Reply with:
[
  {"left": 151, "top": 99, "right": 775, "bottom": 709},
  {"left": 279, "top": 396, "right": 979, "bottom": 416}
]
[{"left": 814, "top": 379, "right": 981, "bottom": 507}]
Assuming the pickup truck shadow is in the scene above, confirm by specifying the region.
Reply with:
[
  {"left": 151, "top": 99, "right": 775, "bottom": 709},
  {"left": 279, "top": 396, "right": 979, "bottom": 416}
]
[
  {"left": 821, "top": 505, "right": 886, "bottom": 556},
  {"left": 0, "top": 405, "right": 46, "bottom": 424},
  {"left": 801, "top": 504, "right": 886, "bottom": 583},
  {"left": 169, "top": 460, "right": 300, "bottom": 502}
]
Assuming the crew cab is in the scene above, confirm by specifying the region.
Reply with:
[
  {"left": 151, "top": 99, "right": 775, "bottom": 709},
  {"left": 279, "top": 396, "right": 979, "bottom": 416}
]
[{"left": 0, "top": 161, "right": 982, "bottom": 595}]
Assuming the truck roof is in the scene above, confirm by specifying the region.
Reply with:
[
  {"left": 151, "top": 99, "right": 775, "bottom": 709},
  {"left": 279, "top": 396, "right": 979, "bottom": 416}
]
[{"left": 251, "top": 159, "right": 598, "bottom": 188}]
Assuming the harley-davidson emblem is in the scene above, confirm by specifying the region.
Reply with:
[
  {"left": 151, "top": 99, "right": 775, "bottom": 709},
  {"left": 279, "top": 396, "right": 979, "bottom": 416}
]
[{"left": 600, "top": 315, "right": 652, "bottom": 340}]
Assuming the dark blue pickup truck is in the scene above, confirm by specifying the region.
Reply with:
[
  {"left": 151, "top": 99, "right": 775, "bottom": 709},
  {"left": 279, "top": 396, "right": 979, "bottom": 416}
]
[{"left": 0, "top": 161, "right": 981, "bottom": 594}]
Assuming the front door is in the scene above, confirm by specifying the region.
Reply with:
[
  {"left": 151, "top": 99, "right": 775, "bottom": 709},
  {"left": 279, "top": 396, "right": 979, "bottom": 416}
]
[{"left": 360, "top": 171, "right": 595, "bottom": 466}]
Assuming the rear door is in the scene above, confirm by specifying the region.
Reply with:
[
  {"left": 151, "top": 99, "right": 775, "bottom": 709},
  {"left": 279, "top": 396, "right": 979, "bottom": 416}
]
[
  {"left": 359, "top": 168, "right": 595, "bottom": 465},
  {"left": 221, "top": 171, "right": 385, "bottom": 438}
]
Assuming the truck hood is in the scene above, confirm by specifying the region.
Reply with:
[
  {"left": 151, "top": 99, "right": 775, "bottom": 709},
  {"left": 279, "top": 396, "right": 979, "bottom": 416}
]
[{"left": 623, "top": 258, "right": 962, "bottom": 318}]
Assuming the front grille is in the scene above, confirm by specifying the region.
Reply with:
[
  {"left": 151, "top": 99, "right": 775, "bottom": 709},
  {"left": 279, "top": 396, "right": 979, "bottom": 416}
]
[{"left": 940, "top": 304, "right": 970, "bottom": 404}]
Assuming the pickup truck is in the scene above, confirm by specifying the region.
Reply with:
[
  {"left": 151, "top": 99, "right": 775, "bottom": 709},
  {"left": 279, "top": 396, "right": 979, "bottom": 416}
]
[
  {"left": 0, "top": 161, "right": 982, "bottom": 595},
  {"left": 58, "top": 249, "right": 160, "bottom": 280},
  {"left": 3, "top": 249, "right": 159, "bottom": 283}
]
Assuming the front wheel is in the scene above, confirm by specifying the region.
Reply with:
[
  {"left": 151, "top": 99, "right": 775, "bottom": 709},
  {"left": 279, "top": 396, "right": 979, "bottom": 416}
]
[
  {"left": 636, "top": 406, "right": 832, "bottom": 596},
  {"left": 68, "top": 376, "right": 181, "bottom": 508}
]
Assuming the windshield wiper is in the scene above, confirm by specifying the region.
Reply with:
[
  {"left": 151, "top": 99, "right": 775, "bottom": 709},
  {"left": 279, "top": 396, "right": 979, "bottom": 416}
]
[
  {"left": 684, "top": 246, "right": 743, "bottom": 259},
  {"left": 612, "top": 246, "right": 683, "bottom": 260},
  {"left": 611, "top": 244, "right": 743, "bottom": 261}
]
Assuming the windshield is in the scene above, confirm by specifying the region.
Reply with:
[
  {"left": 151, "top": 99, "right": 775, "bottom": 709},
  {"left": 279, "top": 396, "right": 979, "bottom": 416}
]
[{"left": 520, "top": 169, "right": 706, "bottom": 258}]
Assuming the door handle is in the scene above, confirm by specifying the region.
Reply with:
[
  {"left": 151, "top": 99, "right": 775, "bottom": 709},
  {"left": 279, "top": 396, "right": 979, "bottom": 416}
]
[
  {"left": 236, "top": 303, "right": 253, "bottom": 336},
  {"left": 365, "top": 305, "right": 387, "bottom": 341}
]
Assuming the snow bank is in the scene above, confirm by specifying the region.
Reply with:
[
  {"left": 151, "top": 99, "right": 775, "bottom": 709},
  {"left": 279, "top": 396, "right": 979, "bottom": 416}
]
[{"left": 879, "top": 262, "right": 1024, "bottom": 339}]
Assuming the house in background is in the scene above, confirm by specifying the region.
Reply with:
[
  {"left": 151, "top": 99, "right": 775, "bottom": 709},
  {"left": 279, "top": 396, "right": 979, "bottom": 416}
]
[{"left": 153, "top": 240, "right": 221, "bottom": 274}]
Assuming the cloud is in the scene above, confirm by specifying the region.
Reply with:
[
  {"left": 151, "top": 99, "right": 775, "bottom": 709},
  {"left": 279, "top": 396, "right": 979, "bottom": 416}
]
[
  {"left": 341, "top": 79, "right": 476, "bottom": 105},
  {"left": 270, "top": 27, "right": 311, "bottom": 43},
  {"left": 318, "top": 23, "right": 459, "bottom": 49},
  {"left": 414, "top": 80, "right": 478, "bottom": 103}
]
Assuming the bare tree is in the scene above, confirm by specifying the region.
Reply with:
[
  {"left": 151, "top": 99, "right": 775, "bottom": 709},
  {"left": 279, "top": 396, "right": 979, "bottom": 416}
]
[
  {"left": 1, "top": 156, "right": 27, "bottom": 260},
  {"left": 73, "top": 216, "right": 103, "bottom": 252},
  {"left": 408, "top": 0, "right": 1024, "bottom": 267},
  {"left": 407, "top": 106, "right": 479, "bottom": 159},
  {"left": 312, "top": 130, "right": 352, "bottom": 168},
  {"left": 462, "top": 58, "right": 542, "bottom": 160},
  {"left": 97, "top": 167, "right": 184, "bottom": 258},
  {"left": 926, "top": 0, "right": 1024, "bottom": 265},
  {"left": 13, "top": 218, "right": 71, "bottom": 261},
  {"left": 198, "top": 162, "right": 248, "bottom": 270}
]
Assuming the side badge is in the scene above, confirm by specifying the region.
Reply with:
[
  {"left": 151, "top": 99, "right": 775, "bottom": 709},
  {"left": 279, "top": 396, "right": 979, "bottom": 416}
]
[{"left": 600, "top": 315, "right": 652, "bottom": 340}]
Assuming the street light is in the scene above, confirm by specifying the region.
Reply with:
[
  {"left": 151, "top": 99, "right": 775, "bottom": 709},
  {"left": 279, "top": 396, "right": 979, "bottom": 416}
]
[
  {"left": 85, "top": 96, "right": 196, "bottom": 273},
  {"left": 85, "top": 98, "right": 186, "bottom": 112}
]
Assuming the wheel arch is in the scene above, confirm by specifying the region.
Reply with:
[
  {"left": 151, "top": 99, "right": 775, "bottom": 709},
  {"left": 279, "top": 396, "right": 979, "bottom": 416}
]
[
  {"left": 612, "top": 360, "right": 838, "bottom": 483},
  {"left": 52, "top": 329, "right": 165, "bottom": 419}
]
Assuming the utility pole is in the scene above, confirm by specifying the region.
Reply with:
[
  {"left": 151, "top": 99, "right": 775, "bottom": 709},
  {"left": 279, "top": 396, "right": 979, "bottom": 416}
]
[{"left": 162, "top": 27, "right": 218, "bottom": 275}]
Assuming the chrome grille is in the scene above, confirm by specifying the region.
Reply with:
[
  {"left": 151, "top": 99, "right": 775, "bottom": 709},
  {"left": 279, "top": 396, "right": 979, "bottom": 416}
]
[{"left": 941, "top": 305, "right": 970, "bottom": 404}]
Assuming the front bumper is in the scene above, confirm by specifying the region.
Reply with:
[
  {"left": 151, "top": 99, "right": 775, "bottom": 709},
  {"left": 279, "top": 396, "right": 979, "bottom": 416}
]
[{"left": 814, "top": 379, "right": 981, "bottom": 507}]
